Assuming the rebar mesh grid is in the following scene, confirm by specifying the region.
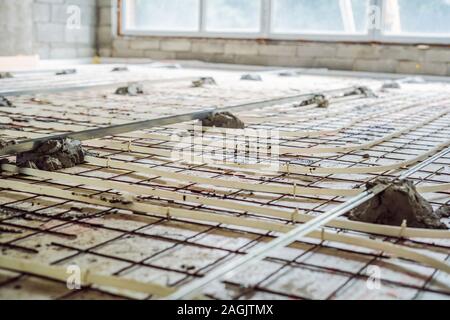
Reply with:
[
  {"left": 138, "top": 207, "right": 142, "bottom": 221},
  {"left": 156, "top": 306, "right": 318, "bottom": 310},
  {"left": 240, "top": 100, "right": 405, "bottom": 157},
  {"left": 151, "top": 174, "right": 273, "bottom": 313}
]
[{"left": 0, "top": 66, "right": 449, "bottom": 300}]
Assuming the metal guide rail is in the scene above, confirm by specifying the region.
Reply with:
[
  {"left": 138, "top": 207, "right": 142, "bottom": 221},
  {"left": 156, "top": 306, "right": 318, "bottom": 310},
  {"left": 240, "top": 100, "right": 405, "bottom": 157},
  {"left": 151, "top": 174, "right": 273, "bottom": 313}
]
[
  {"left": 0, "top": 86, "right": 362, "bottom": 156},
  {"left": 0, "top": 77, "right": 200, "bottom": 97}
]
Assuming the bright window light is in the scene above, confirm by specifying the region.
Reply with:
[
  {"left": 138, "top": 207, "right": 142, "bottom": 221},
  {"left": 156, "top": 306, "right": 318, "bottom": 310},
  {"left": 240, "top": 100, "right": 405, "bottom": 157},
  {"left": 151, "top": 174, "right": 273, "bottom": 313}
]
[
  {"left": 204, "top": 0, "right": 262, "bottom": 32},
  {"left": 124, "top": 0, "right": 200, "bottom": 32},
  {"left": 383, "top": 0, "right": 450, "bottom": 35},
  {"left": 271, "top": 0, "right": 370, "bottom": 34},
  {"left": 121, "top": 0, "right": 450, "bottom": 43}
]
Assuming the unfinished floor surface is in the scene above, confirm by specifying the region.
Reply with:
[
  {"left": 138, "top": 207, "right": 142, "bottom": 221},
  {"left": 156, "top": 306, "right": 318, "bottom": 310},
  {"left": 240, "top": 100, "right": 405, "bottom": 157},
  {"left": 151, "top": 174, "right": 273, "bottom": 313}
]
[{"left": 0, "top": 63, "right": 449, "bottom": 300}]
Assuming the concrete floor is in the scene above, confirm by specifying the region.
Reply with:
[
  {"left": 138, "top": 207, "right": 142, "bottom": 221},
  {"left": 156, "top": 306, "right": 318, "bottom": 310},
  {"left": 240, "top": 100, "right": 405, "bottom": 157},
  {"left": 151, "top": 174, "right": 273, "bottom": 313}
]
[{"left": 0, "top": 62, "right": 449, "bottom": 300}]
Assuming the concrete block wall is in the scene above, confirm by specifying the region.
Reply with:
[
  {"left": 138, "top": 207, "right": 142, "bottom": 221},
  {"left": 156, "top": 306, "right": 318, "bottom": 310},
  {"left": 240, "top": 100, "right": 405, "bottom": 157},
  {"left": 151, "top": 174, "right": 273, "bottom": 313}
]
[
  {"left": 97, "top": 0, "right": 113, "bottom": 57},
  {"left": 97, "top": 1, "right": 450, "bottom": 77},
  {"left": 33, "top": 0, "right": 98, "bottom": 59},
  {"left": 104, "top": 36, "right": 450, "bottom": 76},
  {"left": 0, "top": 0, "right": 98, "bottom": 59},
  {"left": 0, "top": 0, "right": 34, "bottom": 56}
]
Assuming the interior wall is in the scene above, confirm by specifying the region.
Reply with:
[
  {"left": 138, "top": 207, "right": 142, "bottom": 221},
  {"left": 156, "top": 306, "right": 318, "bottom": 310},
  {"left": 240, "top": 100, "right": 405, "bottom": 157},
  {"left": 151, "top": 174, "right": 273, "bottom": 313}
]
[
  {"left": 98, "top": 1, "right": 450, "bottom": 77},
  {"left": 33, "top": 0, "right": 98, "bottom": 59},
  {"left": 0, "top": 0, "right": 34, "bottom": 56},
  {"left": 0, "top": 0, "right": 98, "bottom": 59},
  {"left": 105, "top": 37, "right": 450, "bottom": 76},
  {"left": 1, "top": 0, "right": 449, "bottom": 76}
]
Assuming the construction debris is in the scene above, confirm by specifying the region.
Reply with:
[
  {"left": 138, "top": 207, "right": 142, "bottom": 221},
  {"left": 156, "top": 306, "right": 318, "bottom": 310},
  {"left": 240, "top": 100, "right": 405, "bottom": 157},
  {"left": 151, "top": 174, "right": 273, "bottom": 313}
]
[
  {"left": 115, "top": 83, "right": 144, "bottom": 96},
  {"left": 192, "top": 77, "right": 217, "bottom": 87},
  {"left": 0, "top": 96, "right": 13, "bottom": 107},
  {"left": 382, "top": 81, "right": 401, "bottom": 89},
  {"left": 278, "top": 71, "right": 298, "bottom": 77},
  {"left": 100, "top": 193, "right": 134, "bottom": 206},
  {"left": 56, "top": 69, "right": 77, "bottom": 76},
  {"left": 0, "top": 139, "right": 17, "bottom": 150},
  {"left": 296, "top": 94, "right": 329, "bottom": 108},
  {"left": 345, "top": 86, "right": 376, "bottom": 98},
  {"left": 241, "top": 74, "right": 262, "bottom": 81},
  {"left": 16, "top": 139, "right": 87, "bottom": 171},
  {"left": 436, "top": 205, "right": 450, "bottom": 218},
  {"left": 111, "top": 67, "right": 129, "bottom": 72},
  {"left": 0, "top": 72, "right": 13, "bottom": 79},
  {"left": 0, "top": 138, "right": 18, "bottom": 153},
  {"left": 349, "top": 178, "right": 448, "bottom": 229},
  {"left": 202, "top": 112, "right": 245, "bottom": 129}
]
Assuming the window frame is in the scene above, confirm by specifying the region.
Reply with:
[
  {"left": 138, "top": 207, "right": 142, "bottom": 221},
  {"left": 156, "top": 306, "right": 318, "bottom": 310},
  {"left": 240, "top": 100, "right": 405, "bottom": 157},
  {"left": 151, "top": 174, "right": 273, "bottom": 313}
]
[{"left": 120, "top": 0, "right": 450, "bottom": 44}]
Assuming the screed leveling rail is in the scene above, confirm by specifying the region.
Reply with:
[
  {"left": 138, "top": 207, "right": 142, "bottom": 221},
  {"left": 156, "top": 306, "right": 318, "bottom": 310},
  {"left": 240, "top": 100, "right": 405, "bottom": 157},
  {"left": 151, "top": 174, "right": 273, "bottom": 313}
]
[
  {"left": 0, "top": 86, "right": 361, "bottom": 156},
  {"left": 0, "top": 77, "right": 450, "bottom": 299}
]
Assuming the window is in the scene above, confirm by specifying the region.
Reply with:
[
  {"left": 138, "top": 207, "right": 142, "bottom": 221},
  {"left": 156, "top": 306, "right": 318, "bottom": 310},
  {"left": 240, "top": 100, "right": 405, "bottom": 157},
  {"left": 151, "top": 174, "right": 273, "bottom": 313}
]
[
  {"left": 382, "top": 0, "right": 450, "bottom": 36},
  {"left": 204, "top": 0, "right": 262, "bottom": 32},
  {"left": 121, "top": 0, "right": 450, "bottom": 43},
  {"left": 124, "top": 0, "right": 200, "bottom": 32},
  {"left": 272, "top": 0, "right": 370, "bottom": 34}
]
